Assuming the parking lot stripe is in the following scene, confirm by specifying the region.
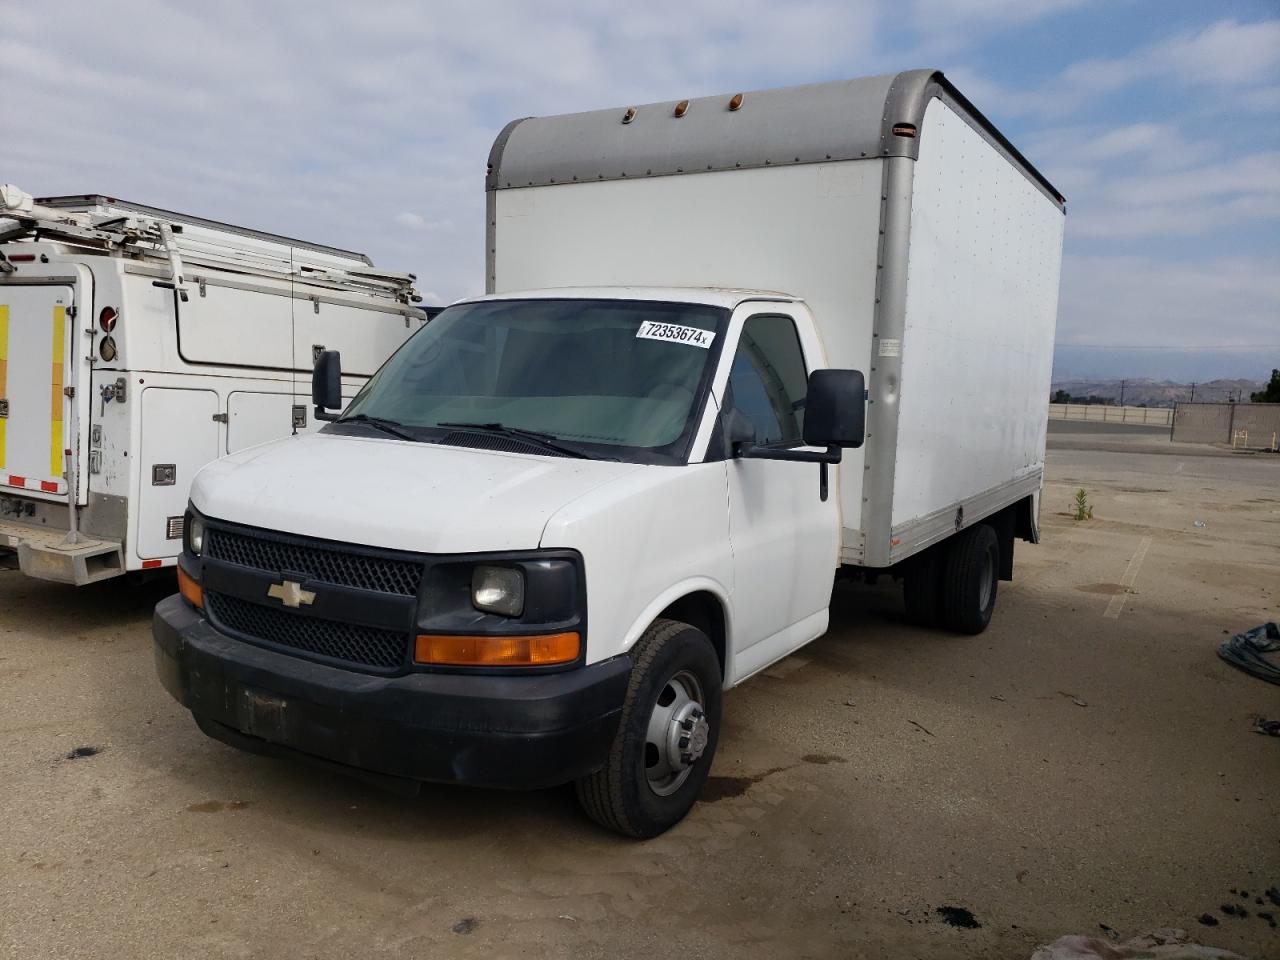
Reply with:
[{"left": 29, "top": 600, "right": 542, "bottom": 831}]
[{"left": 1104, "top": 536, "right": 1152, "bottom": 619}]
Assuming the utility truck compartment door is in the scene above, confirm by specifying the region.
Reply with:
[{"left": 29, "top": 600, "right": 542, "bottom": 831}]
[
  {"left": 136, "top": 388, "right": 219, "bottom": 559},
  {"left": 227, "top": 391, "right": 296, "bottom": 454},
  {"left": 0, "top": 284, "right": 75, "bottom": 501},
  {"left": 178, "top": 275, "right": 294, "bottom": 369}
]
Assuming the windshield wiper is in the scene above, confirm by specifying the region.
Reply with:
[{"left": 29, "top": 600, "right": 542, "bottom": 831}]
[
  {"left": 337, "top": 413, "right": 419, "bottom": 442},
  {"left": 436, "top": 421, "right": 612, "bottom": 460}
]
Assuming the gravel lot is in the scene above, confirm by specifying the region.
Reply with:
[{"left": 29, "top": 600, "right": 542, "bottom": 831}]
[{"left": 2, "top": 428, "right": 1277, "bottom": 959}]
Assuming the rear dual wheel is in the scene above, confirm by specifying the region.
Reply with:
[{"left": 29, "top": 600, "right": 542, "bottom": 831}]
[
  {"left": 902, "top": 524, "right": 999, "bottom": 635},
  {"left": 576, "top": 618, "right": 722, "bottom": 839}
]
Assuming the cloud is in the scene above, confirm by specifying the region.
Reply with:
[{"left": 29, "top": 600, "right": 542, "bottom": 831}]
[
  {"left": 956, "top": 18, "right": 1280, "bottom": 119},
  {"left": 394, "top": 212, "right": 452, "bottom": 232},
  {"left": 1031, "top": 133, "right": 1280, "bottom": 240},
  {"left": 912, "top": 0, "right": 1091, "bottom": 30},
  {"left": 1057, "top": 254, "right": 1280, "bottom": 349},
  {"left": 1162, "top": 17, "right": 1280, "bottom": 87}
]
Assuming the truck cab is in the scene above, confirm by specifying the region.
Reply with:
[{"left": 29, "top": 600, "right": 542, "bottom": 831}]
[
  {"left": 157, "top": 287, "right": 865, "bottom": 836},
  {"left": 154, "top": 69, "right": 1064, "bottom": 837}
]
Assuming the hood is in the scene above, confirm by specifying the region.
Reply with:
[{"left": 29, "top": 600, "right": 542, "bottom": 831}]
[{"left": 190, "top": 432, "right": 645, "bottom": 554}]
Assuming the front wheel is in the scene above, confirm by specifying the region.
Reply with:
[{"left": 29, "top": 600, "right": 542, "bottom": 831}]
[{"left": 575, "top": 618, "right": 722, "bottom": 838}]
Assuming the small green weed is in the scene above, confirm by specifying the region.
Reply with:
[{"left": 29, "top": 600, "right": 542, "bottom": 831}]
[{"left": 1072, "top": 488, "right": 1093, "bottom": 521}]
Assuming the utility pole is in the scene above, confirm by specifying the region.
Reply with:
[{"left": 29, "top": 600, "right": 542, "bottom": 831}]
[
  {"left": 1189, "top": 382, "right": 1196, "bottom": 403},
  {"left": 1119, "top": 379, "right": 1126, "bottom": 407}
]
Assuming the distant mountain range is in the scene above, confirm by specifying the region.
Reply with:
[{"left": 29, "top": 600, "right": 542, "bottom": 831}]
[{"left": 1050, "top": 377, "right": 1263, "bottom": 407}]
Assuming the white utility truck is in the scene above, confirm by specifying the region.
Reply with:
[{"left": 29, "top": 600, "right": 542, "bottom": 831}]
[
  {"left": 155, "top": 70, "right": 1064, "bottom": 837},
  {"left": 0, "top": 187, "right": 430, "bottom": 584}
]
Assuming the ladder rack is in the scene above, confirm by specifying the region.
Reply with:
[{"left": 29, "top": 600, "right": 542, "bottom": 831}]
[{"left": 0, "top": 184, "right": 424, "bottom": 307}]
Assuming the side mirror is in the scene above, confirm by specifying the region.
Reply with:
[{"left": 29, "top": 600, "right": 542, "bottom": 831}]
[
  {"left": 803, "top": 369, "right": 865, "bottom": 449},
  {"left": 312, "top": 350, "right": 342, "bottom": 422}
]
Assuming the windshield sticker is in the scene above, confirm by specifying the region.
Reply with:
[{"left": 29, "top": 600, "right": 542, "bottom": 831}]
[{"left": 636, "top": 321, "right": 715, "bottom": 349}]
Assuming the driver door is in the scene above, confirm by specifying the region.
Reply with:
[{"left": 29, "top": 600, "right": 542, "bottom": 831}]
[{"left": 715, "top": 308, "right": 840, "bottom": 681}]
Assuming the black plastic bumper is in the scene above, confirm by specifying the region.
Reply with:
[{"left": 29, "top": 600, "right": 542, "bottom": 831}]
[{"left": 152, "top": 594, "right": 631, "bottom": 791}]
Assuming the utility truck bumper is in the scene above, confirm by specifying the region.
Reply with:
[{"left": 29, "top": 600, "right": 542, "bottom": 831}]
[
  {"left": 153, "top": 595, "right": 631, "bottom": 791},
  {"left": 0, "top": 518, "right": 124, "bottom": 584}
]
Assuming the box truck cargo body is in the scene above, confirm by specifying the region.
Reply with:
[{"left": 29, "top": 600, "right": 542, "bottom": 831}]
[
  {"left": 0, "top": 187, "right": 429, "bottom": 583},
  {"left": 487, "top": 70, "right": 1064, "bottom": 568},
  {"left": 155, "top": 70, "right": 1065, "bottom": 837}
]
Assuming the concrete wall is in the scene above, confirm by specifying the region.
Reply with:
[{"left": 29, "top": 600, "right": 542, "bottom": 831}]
[
  {"left": 1230, "top": 405, "right": 1280, "bottom": 449},
  {"left": 1172, "top": 402, "right": 1280, "bottom": 448},
  {"left": 1049, "top": 403, "right": 1173, "bottom": 426}
]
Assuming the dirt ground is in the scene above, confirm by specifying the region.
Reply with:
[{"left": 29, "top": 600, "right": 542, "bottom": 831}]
[{"left": 1, "top": 427, "right": 1278, "bottom": 960}]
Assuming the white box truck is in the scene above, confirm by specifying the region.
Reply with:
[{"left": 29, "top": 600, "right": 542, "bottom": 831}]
[
  {"left": 0, "top": 187, "right": 431, "bottom": 584},
  {"left": 154, "top": 70, "right": 1064, "bottom": 837}
]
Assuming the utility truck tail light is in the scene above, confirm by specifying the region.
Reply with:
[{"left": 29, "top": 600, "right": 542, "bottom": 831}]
[{"left": 99, "top": 306, "right": 118, "bottom": 332}]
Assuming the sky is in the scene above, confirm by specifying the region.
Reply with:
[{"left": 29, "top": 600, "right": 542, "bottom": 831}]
[{"left": 2, "top": 0, "right": 1278, "bottom": 382}]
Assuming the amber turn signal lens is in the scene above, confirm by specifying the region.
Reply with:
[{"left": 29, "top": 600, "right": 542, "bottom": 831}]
[
  {"left": 177, "top": 566, "right": 203, "bottom": 609},
  {"left": 415, "top": 632, "right": 580, "bottom": 667}
]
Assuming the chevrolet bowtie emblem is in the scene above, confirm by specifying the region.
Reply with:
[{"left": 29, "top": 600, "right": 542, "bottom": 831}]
[{"left": 267, "top": 580, "right": 316, "bottom": 608}]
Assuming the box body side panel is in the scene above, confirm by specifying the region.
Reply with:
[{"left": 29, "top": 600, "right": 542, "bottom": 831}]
[{"left": 891, "top": 98, "right": 1064, "bottom": 534}]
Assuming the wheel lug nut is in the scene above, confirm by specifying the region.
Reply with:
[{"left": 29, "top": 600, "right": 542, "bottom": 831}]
[
  {"left": 680, "top": 718, "right": 693, "bottom": 730},
  {"left": 678, "top": 736, "right": 690, "bottom": 749}
]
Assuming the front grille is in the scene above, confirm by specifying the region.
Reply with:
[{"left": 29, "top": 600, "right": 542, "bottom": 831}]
[
  {"left": 206, "top": 591, "right": 407, "bottom": 671},
  {"left": 205, "top": 527, "right": 422, "bottom": 597}
]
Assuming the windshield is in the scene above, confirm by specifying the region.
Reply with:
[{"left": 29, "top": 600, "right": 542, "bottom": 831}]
[{"left": 340, "top": 298, "right": 729, "bottom": 463}]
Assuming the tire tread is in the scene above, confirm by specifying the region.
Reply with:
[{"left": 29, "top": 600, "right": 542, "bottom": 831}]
[
  {"left": 575, "top": 618, "right": 689, "bottom": 837},
  {"left": 941, "top": 524, "right": 998, "bottom": 635}
]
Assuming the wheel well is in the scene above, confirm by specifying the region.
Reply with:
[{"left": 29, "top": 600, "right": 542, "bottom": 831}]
[
  {"left": 984, "top": 507, "right": 1016, "bottom": 582},
  {"left": 658, "top": 591, "right": 727, "bottom": 680},
  {"left": 1014, "top": 493, "right": 1039, "bottom": 544}
]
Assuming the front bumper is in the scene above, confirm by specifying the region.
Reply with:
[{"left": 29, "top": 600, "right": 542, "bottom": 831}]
[{"left": 153, "top": 594, "right": 631, "bottom": 790}]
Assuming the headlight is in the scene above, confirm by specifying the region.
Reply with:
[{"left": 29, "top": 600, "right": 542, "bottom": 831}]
[
  {"left": 472, "top": 565, "right": 524, "bottom": 617},
  {"left": 188, "top": 515, "right": 205, "bottom": 556}
]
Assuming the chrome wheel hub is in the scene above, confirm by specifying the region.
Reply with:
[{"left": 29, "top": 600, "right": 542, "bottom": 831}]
[{"left": 644, "top": 669, "right": 709, "bottom": 797}]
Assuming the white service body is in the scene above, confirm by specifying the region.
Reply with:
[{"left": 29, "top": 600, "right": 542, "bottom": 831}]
[{"left": 0, "top": 191, "right": 428, "bottom": 583}]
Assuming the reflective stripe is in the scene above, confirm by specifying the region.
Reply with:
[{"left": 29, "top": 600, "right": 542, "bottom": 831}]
[
  {"left": 50, "top": 304, "right": 65, "bottom": 478},
  {"left": 0, "top": 304, "right": 8, "bottom": 469}
]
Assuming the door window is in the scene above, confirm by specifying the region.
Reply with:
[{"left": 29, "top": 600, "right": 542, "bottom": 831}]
[{"left": 725, "top": 315, "right": 808, "bottom": 445}]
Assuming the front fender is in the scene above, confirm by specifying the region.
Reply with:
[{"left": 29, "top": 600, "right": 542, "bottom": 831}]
[
  {"left": 540, "top": 462, "right": 733, "bottom": 667},
  {"left": 620, "top": 575, "right": 734, "bottom": 650}
]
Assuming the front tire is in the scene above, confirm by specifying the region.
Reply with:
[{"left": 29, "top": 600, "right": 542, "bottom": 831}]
[
  {"left": 941, "top": 524, "right": 999, "bottom": 635},
  {"left": 575, "top": 618, "right": 722, "bottom": 838}
]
